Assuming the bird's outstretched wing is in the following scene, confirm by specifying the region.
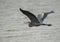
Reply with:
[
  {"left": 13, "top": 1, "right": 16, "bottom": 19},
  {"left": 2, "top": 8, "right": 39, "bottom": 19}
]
[
  {"left": 20, "top": 8, "right": 40, "bottom": 23},
  {"left": 41, "top": 11, "right": 54, "bottom": 21},
  {"left": 37, "top": 14, "right": 43, "bottom": 23},
  {"left": 37, "top": 11, "right": 54, "bottom": 24}
]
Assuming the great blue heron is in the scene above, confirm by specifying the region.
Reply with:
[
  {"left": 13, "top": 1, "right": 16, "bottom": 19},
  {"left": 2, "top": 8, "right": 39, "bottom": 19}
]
[{"left": 20, "top": 8, "right": 54, "bottom": 27}]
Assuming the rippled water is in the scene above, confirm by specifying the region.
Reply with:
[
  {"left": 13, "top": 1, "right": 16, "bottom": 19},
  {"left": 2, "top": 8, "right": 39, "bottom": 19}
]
[{"left": 0, "top": 0, "right": 60, "bottom": 42}]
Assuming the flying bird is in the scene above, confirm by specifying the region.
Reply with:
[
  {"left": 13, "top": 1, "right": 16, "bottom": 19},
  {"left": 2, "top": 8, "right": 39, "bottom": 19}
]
[{"left": 20, "top": 8, "right": 54, "bottom": 27}]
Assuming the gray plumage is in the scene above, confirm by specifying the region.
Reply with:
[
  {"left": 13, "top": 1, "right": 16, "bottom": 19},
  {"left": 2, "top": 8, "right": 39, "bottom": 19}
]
[{"left": 20, "top": 8, "right": 54, "bottom": 27}]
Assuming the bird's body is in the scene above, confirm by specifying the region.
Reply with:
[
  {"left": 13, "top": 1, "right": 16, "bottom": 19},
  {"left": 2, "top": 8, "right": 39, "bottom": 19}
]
[{"left": 20, "top": 8, "right": 54, "bottom": 27}]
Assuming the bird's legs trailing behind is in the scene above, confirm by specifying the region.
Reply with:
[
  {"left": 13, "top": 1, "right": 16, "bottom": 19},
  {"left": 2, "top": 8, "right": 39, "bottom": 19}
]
[
  {"left": 37, "top": 11, "right": 54, "bottom": 26},
  {"left": 41, "top": 11, "right": 54, "bottom": 26}
]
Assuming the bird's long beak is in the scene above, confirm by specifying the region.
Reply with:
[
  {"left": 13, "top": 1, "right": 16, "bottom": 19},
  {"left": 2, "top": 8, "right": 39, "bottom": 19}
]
[{"left": 24, "top": 22, "right": 31, "bottom": 24}]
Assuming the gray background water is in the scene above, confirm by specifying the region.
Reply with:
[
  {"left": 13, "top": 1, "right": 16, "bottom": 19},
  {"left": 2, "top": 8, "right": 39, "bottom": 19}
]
[{"left": 0, "top": 0, "right": 60, "bottom": 42}]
